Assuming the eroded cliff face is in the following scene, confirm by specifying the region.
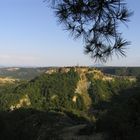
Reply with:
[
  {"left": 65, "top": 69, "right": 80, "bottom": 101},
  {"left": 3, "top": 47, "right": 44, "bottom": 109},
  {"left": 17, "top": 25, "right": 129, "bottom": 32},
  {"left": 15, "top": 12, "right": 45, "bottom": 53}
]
[
  {"left": 75, "top": 70, "right": 91, "bottom": 109},
  {"left": 0, "top": 77, "right": 19, "bottom": 84},
  {"left": 73, "top": 68, "right": 115, "bottom": 109},
  {"left": 10, "top": 94, "right": 31, "bottom": 111}
]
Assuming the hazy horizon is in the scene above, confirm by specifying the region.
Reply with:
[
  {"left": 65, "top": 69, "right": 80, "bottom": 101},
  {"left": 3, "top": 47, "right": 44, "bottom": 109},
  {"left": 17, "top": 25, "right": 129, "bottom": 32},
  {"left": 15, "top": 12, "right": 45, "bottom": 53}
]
[
  {"left": 0, "top": 64, "right": 140, "bottom": 68},
  {"left": 0, "top": 0, "right": 140, "bottom": 66}
]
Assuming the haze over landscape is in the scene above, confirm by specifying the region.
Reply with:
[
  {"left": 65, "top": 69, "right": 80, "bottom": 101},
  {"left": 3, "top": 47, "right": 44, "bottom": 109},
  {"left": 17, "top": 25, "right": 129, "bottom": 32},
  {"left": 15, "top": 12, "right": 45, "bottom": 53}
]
[
  {"left": 0, "top": 1, "right": 140, "bottom": 140},
  {"left": 0, "top": 0, "right": 139, "bottom": 67}
]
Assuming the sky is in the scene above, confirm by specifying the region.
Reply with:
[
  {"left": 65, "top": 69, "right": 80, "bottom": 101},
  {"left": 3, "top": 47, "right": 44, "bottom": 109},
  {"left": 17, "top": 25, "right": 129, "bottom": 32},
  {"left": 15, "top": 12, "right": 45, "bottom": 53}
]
[{"left": 0, "top": 0, "right": 139, "bottom": 67}]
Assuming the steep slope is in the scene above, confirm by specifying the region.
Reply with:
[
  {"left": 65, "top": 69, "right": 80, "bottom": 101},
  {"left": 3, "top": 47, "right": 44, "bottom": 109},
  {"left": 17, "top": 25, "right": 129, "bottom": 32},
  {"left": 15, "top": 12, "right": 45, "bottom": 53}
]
[{"left": 6, "top": 67, "right": 134, "bottom": 112}]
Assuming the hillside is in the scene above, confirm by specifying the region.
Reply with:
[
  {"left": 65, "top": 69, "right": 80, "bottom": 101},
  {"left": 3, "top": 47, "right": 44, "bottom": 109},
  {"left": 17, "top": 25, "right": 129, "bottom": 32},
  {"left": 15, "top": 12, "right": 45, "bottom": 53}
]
[
  {"left": 0, "top": 66, "right": 139, "bottom": 80},
  {"left": 2, "top": 67, "right": 134, "bottom": 111},
  {"left": 0, "top": 77, "right": 19, "bottom": 84},
  {"left": 0, "top": 67, "right": 49, "bottom": 80},
  {"left": 0, "top": 67, "right": 139, "bottom": 140}
]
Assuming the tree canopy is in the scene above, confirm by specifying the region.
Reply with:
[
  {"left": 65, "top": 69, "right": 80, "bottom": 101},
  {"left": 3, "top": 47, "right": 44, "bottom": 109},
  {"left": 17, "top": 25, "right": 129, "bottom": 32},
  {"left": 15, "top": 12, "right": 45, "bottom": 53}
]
[{"left": 46, "top": 0, "right": 133, "bottom": 62}]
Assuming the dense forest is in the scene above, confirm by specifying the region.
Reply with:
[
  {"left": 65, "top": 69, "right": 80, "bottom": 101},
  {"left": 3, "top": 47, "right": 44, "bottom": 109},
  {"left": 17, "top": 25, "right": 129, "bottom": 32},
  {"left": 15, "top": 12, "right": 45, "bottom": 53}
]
[{"left": 0, "top": 67, "right": 139, "bottom": 140}]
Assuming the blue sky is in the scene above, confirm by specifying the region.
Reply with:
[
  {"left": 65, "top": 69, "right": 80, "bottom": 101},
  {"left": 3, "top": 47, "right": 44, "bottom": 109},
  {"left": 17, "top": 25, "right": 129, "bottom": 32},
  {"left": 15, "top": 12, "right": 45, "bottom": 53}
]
[{"left": 0, "top": 0, "right": 139, "bottom": 67}]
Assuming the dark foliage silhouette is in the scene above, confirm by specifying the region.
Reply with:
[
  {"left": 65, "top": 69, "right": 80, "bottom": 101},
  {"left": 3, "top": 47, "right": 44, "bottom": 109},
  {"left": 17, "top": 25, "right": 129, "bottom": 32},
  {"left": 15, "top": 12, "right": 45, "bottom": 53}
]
[
  {"left": 46, "top": 0, "right": 133, "bottom": 62},
  {"left": 96, "top": 77, "right": 140, "bottom": 140}
]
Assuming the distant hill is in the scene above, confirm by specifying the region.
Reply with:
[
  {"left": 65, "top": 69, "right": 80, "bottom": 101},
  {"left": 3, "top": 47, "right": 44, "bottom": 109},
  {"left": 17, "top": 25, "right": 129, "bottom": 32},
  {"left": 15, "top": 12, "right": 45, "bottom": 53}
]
[
  {"left": 0, "top": 67, "right": 50, "bottom": 80},
  {"left": 0, "top": 66, "right": 139, "bottom": 81},
  {"left": 0, "top": 67, "right": 139, "bottom": 140},
  {"left": 98, "top": 67, "right": 140, "bottom": 76}
]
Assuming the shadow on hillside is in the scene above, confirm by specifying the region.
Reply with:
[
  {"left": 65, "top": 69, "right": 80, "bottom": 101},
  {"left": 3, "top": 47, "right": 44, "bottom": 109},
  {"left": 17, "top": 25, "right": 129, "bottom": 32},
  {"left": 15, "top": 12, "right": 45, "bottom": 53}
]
[
  {"left": 94, "top": 83, "right": 140, "bottom": 140},
  {"left": 0, "top": 108, "right": 93, "bottom": 140}
]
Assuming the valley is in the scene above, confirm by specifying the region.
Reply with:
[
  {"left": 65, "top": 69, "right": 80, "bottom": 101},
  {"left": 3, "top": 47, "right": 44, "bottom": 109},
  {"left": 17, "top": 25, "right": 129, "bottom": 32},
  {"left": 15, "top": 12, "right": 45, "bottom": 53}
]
[{"left": 0, "top": 67, "right": 139, "bottom": 140}]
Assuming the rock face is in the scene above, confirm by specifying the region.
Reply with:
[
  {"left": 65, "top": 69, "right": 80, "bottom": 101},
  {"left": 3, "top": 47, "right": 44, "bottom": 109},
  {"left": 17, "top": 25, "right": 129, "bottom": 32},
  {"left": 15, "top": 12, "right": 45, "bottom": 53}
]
[
  {"left": 74, "top": 67, "right": 115, "bottom": 109},
  {"left": 0, "top": 77, "right": 18, "bottom": 84},
  {"left": 75, "top": 70, "right": 91, "bottom": 108},
  {"left": 10, "top": 94, "right": 31, "bottom": 111}
]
